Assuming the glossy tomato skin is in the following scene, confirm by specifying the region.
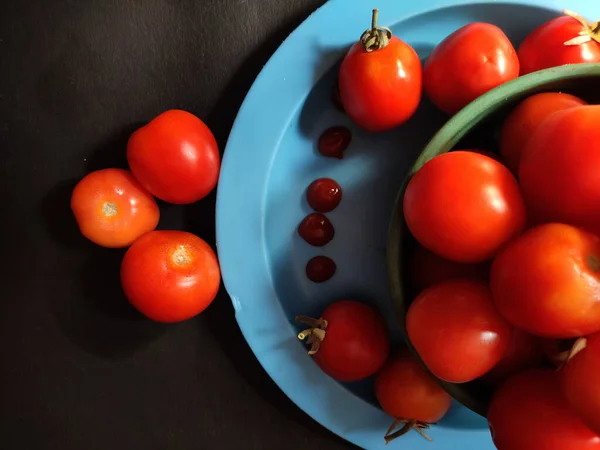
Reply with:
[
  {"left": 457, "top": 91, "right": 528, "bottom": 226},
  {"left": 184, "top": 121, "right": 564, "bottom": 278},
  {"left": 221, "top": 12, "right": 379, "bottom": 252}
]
[
  {"left": 314, "top": 300, "right": 390, "bottom": 382},
  {"left": 406, "top": 280, "right": 513, "bottom": 383},
  {"left": 491, "top": 223, "right": 600, "bottom": 338},
  {"left": 410, "top": 244, "right": 490, "bottom": 293},
  {"left": 306, "top": 178, "right": 342, "bottom": 213},
  {"left": 404, "top": 151, "right": 526, "bottom": 263},
  {"left": 121, "top": 230, "right": 221, "bottom": 323},
  {"left": 127, "top": 109, "right": 220, "bottom": 204},
  {"left": 339, "top": 37, "right": 422, "bottom": 132},
  {"left": 518, "top": 15, "right": 600, "bottom": 75},
  {"left": 488, "top": 369, "right": 600, "bottom": 450},
  {"left": 71, "top": 168, "right": 159, "bottom": 248},
  {"left": 375, "top": 351, "right": 452, "bottom": 423},
  {"left": 424, "top": 23, "right": 519, "bottom": 115},
  {"left": 499, "top": 92, "right": 586, "bottom": 174},
  {"left": 561, "top": 333, "right": 600, "bottom": 435},
  {"left": 519, "top": 106, "right": 600, "bottom": 233}
]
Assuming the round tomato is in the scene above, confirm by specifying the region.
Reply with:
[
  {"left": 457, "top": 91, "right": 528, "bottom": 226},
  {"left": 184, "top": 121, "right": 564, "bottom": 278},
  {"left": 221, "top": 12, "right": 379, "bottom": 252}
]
[
  {"left": 481, "top": 329, "right": 543, "bottom": 386},
  {"left": 519, "top": 105, "right": 600, "bottom": 233},
  {"left": 127, "top": 109, "right": 220, "bottom": 204},
  {"left": 375, "top": 351, "right": 452, "bottom": 443},
  {"left": 491, "top": 223, "right": 600, "bottom": 338},
  {"left": 499, "top": 92, "right": 586, "bottom": 173},
  {"left": 488, "top": 369, "right": 600, "bottom": 450},
  {"left": 338, "top": 9, "right": 422, "bottom": 132},
  {"left": 424, "top": 23, "right": 519, "bottom": 115},
  {"left": 403, "top": 151, "right": 526, "bottom": 263},
  {"left": 561, "top": 334, "right": 600, "bottom": 435},
  {"left": 409, "top": 244, "right": 489, "bottom": 293},
  {"left": 121, "top": 230, "right": 220, "bottom": 322},
  {"left": 406, "top": 280, "right": 513, "bottom": 383},
  {"left": 296, "top": 300, "right": 390, "bottom": 382},
  {"left": 71, "top": 168, "right": 159, "bottom": 248},
  {"left": 518, "top": 11, "right": 600, "bottom": 75}
]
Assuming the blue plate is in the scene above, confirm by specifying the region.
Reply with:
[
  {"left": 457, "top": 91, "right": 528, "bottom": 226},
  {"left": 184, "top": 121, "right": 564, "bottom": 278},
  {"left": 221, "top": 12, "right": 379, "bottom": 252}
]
[{"left": 215, "top": 0, "right": 599, "bottom": 448}]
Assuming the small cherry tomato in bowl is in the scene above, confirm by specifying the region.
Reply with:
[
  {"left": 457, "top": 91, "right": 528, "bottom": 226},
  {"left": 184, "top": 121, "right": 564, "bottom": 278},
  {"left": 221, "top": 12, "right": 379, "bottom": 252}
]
[
  {"left": 306, "top": 178, "right": 342, "bottom": 213},
  {"left": 71, "top": 168, "right": 159, "bottom": 248},
  {"left": 127, "top": 109, "right": 220, "bottom": 204},
  {"left": 339, "top": 9, "right": 422, "bottom": 132},
  {"left": 296, "top": 300, "right": 390, "bottom": 382}
]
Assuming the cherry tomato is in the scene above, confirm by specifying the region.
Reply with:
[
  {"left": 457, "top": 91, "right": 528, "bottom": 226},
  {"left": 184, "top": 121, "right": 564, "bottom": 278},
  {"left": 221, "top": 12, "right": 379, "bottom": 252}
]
[
  {"left": 121, "top": 230, "right": 220, "bottom": 323},
  {"left": 490, "top": 223, "right": 600, "bottom": 338},
  {"left": 305, "top": 256, "right": 336, "bottom": 283},
  {"left": 424, "top": 23, "right": 519, "bottom": 115},
  {"left": 127, "top": 109, "right": 220, "bottom": 204},
  {"left": 296, "top": 300, "right": 390, "bottom": 382},
  {"left": 318, "top": 126, "right": 351, "bottom": 159},
  {"left": 518, "top": 11, "right": 600, "bottom": 75},
  {"left": 499, "top": 92, "right": 586, "bottom": 173},
  {"left": 519, "top": 105, "right": 600, "bottom": 233},
  {"left": 71, "top": 168, "right": 159, "bottom": 248},
  {"left": 488, "top": 369, "right": 600, "bottom": 450},
  {"left": 403, "top": 151, "right": 526, "bottom": 263},
  {"left": 375, "top": 351, "right": 452, "bottom": 443},
  {"left": 481, "top": 330, "right": 543, "bottom": 386},
  {"left": 406, "top": 280, "right": 513, "bottom": 383},
  {"left": 338, "top": 9, "right": 422, "bottom": 132},
  {"left": 306, "top": 178, "right": 342, "bottom": 212},
  {"left": 409, "top": 244, "right": 490, "bottom": 293},
  {"left": 297, "top": 213, "right": 335, "bottom": 246},
  {"left": 561, "top": 334, "right": 600, "bottom": 435}
]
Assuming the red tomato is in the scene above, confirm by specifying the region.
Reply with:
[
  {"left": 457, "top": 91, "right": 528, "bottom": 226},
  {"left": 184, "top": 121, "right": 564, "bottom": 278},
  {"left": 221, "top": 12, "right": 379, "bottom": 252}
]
[
  {"left": 518, "top": 11, "right": 600, "bottom": 75},
  {"left": 306, "top": 178, "right": 342, "bottom": 213},
  {"left": 561, "top": 334, "right": 600, "bottom": 435},
  {"left": 490, "top": 223, "right": 600, "bottom": 338},
  {"left": 499, "top": 92, "right": 586, "bottom": 173},
  {"left": 338, "top": 9, "right": 422, "bottom": 132},
  {"left": 409, "top": 244, "right": 490, "bottom": 293},
  {"left": 127, "top": 109, "right": 220, "bottom": 204},
  {"left": 403, "top": 151, "right": 526, "bottom": 263},
  {"left": 305, "top": 256, "right": 336, "bottom": 283},
  {"left": 296, "top": 300, "right": 390, "bottom": 382},
  {"left": 121, "top": 230, "right": 221, "bottom": 322},
  {"left": 519, "top": 106, "right": 600, "bottom": 233},
  {"left": 406, "top": 280, "right": 513, "bottom": 383},
  {"left": 481, "top": 329, "right": 543, "bottom": 385},
  {"left": 71, "top": 168, "right": 159, "bottom": 248},
  {"left": 488, "top": 369, "right": 600, "bottom": 450},
  {"left": 424, "top": 23, "right": 519, "bottom": 115},
  {"left": 297, "top": 213, "right": 335, "bottom": 246},
  {"left": 375, "top": 351, "right": 452, "bottom": 442}
]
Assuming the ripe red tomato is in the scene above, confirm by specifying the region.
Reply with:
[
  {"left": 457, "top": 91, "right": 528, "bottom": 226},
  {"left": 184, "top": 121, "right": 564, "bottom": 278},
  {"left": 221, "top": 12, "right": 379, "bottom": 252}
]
[
  {"left": 71, "top": 168, "right": 159, "bottom": 248},
  {"left": 338, "top": 9, "right": 422, "bottom": 132},
  {"left": 406, "top": 280, "right": 513, "bottom": 383},
  {"left": 490, "top": 223, "right": 600, "bottom": 338},
  {"left": 127, "top": 109, "right": 220, "bottom": 204},
  {"left": 499, "top": 92, "right": 586, "bottom": 173},
  {"left": 306, "top": 178, "right": 342, "bottom": 213},
  {"left": 409, "top": 244, "right": 489, "bottom": 293},
  {"left": 296, "top": 300, "right": 390, "bottom": 382},
  {"left": 403, "top": 151, "right": 526, "bottom": 263},
  {"left": 121, "top": 230, "right": 221, "bottom": 322},
  {"left": 424, "top": 23, "right": 519, "bottom": 115},
  {"left": 519, "top": 105, "right": 600, "bottom": 233},
  {"left": 488, "top": 369, "right": 600, "bottom": 450},
  {"left": 561, "top": 334, "right": 600, "bottom": 435},
  {"left": 481, "top": 329, "right": 543, "bottom": 386},
  {"left": 518, "top": 11, "right": 600, "bottom": 75},
  {"left": 375, "top": 351, "right": 452, "bottom": 442}
]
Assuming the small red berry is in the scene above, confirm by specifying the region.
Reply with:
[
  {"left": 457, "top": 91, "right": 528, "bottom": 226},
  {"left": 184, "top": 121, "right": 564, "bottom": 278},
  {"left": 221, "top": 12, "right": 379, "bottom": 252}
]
[
  {"left": 306, "top": 178, "right": 342, "bottom": 213},
  {"left": 318, "top": 126, "right": 351, "bottom": 159},
  {"left": 298, "top": 213, "right": 335, "bottom": 246},
  {"left": 306, "top": 256, "right": 337, "bottom": 283}
]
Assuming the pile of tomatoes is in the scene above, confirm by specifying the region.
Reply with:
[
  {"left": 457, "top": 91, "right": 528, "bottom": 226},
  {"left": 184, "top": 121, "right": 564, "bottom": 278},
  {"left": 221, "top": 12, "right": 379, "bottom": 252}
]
[{"left": 71, "top": 109, "right": 221, "bottom": 323}]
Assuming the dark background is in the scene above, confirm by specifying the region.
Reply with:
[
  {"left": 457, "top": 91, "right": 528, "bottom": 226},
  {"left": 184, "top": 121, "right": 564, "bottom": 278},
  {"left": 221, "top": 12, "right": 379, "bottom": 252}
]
[{"left": 0, "top": 0, "right": 355, "bottom": 448}]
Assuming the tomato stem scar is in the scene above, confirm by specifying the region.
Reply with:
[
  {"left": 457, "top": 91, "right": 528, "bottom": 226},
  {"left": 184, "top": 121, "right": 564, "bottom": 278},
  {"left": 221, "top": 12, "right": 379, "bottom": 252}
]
[
  {"left": 102, "top": 201, "right": 118, "bottom": 216},
  {"left": 172, "top": 245, "right": 192, "bottom": 266}
]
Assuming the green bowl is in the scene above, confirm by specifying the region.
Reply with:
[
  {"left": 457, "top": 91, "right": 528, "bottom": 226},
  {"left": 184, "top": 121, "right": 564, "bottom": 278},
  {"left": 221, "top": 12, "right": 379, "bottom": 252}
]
[{"left": 387, "top": 63, "right": 600, "bottom": 418}]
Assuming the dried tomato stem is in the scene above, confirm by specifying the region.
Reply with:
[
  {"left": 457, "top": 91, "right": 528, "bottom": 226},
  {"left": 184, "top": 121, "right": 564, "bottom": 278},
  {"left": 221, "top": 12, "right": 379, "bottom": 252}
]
[
  {"left": 384, "top": 418, "right": 433, "bottom": 444},
  {"left": 566, "top": 337, "right": 587, "bottom": 362},
  {"left": 360, "top": 9, "right": 393, "bottom": 52},
  {"left": 295, "top": 315, "right": 328, "bottom": 355},
  {"left": 562, "top": 10, "right": 600, "bottom": 45}
]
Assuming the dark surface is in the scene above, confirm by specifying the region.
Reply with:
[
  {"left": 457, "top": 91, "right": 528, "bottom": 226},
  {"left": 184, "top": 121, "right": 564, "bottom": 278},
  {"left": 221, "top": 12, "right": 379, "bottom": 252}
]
[{"left": 0, "top": 0, "right": 355, "bottom": 448}]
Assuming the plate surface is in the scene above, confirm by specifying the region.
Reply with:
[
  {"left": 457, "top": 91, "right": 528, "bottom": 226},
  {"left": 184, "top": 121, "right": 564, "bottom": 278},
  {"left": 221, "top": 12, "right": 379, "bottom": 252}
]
[{"left": 215, "top": 0, "right": 599, "bottom": 448}]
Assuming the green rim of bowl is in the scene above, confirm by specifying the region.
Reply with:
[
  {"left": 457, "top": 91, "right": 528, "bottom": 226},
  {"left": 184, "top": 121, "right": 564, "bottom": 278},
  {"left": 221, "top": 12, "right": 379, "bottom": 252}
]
[{"left": 387, "top": 63, "right": 600, "bottom": 417}]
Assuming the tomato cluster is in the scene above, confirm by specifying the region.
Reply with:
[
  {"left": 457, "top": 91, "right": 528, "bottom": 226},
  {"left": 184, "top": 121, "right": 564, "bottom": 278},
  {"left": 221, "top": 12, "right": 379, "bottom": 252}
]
[{"left": 71, "top": 110, "right": 221, "bottom": 323}]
